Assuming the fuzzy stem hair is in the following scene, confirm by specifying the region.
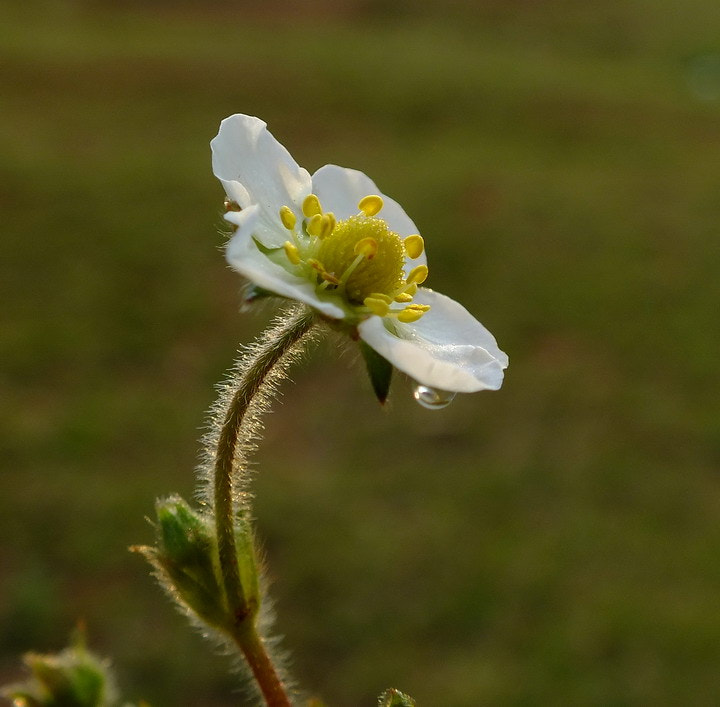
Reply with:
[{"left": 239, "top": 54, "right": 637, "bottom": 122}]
[{"left": 208, "top": 304, "right": 318, "bottom": 706}]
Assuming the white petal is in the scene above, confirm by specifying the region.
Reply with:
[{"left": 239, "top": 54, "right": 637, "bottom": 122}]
[
  {"left": 225, "top": 205, "right": 346, "bottom": 320},
  {"left": 312, "top": 164, "right": 420, "bottom": 234},
  {"left": 358, "top": 289, "right": 508, "bottom": 393},
  {"left": 211, "top": 114, "right": 312, "bottom": 247}
]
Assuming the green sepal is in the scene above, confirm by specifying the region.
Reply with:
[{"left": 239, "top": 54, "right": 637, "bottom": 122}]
[
  {"left": 243, "top": 283, "right": 277, "bottom": 303},
  {"left": 139, "top": 496, "right": 228, "bottom": 629},
  {"left": 359, "top": 340, "right": 393, "bottom": 404},
  {"left": 251, "top": 237, "right": 281, "bottom": 257},
  {"left": 377, "top": 688, "right": 416, "bottom": 706},
  {"left": 234, "top": 514, "right": 261, "bottom": 620},
  {"left": 249, "top": 236, "right": 295, "bottom": 274}
]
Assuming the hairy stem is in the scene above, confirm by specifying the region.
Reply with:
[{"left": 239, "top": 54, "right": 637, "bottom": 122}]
[
  {"left": 232, "top": 625, "right": 291, "bottom": 707},
  {"left": 213, "top": 305, "right": 316, "bottom": 706}
]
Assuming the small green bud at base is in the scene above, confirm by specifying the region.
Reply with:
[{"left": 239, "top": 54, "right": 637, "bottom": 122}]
[
  {"left": 1, "top": 631, "right": 120, "bottom": 707},
  {"left": 130, "top": 496, "right": 228, "bottom": 629},
  {"left": 134, "top": 496, "right": 262, "bottom": 631},
  {"left": 149, "top": 496, "right": 228, "bottom": 629},
  {"left": 378, "top": 688, "right": 416, "bottom": 707}
]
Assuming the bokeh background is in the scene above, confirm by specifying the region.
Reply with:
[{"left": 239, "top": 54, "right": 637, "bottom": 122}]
[{"left": 2, "top": 0, "right": 720, "bottom": 704}]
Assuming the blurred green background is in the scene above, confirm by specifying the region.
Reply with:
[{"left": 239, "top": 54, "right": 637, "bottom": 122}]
[{"left": 2, "top": 0, "right": 720, "bottom": 704}]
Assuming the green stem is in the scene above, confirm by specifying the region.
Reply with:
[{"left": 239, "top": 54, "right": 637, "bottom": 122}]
[{"left": 213, "top": 305, "right": 316, "bottom": 706}]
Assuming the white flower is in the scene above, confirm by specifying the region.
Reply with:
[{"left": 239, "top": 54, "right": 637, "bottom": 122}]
[{"left": 211, "top": 114, "right": 508, "bottom": 394}]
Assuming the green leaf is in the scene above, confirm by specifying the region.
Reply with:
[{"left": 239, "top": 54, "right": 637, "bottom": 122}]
[{"left": 359, "top": 340, "right": 393, "bottom": 404}]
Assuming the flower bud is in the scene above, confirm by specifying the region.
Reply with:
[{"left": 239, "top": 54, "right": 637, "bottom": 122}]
[
  {"left": 2, "top": 631, "right": 119, "bottom": 706},
  {"left": 146, "top": 496, "right": 228, "bottom": 628},
  {"left": 378, "top": 688, "right": 416, "bottom": 707},
  {"left": 135, "top": 496, "right": 263, "bottom": 632}
]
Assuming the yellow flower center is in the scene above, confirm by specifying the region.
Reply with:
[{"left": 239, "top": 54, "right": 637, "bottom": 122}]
[
  {"left": 317, "top": 215, "right": 405, "bottom": 304},
  {"left": 277, "top": 193, "right": 430, "bottom": 323}
]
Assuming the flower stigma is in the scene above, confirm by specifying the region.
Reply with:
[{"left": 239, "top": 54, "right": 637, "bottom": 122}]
[{"left": 276, "top": 193, "right": 429, "bottom": 323}]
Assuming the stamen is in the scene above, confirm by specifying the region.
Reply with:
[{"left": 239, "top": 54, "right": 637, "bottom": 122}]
[
  {"left": 335, "top": 238, "right": 380, "bottom": 290},
  {"left": 397, "top": 306, "right": 428, "bottom": 323},
  {"left": 339, "top": 253, "right": 365, "bottom": 284},
  {"left": 392, "top": 281, "right": 418, "bottom": 302},
  {"left": 403, "top": 235, "right": 424, "bottom": 259},
  {"left": 320, "top": 212, "right": 336, "bottom": 240},
  {"left": 302, "top": 194, "right": 322, "bottom": 218},
  {"left": 363, "top": 296, "right": 390, "bottom": 317},
  {"left": 319, "top": 272, "right": 340, "bottom": 287},
  {"left": 353, "top": 237, "right": 379, "bottom": 259},
  {"left": 279, "top": 205, "right": 296, "bottom": 230},
  {"left": 358, "top": 195, "right": 384, "bottom": 217},
  {"left": 308, "top": 258, "right": 340, "bottom": 288},
  {"left": 393, "top": 280, "right": 417, "bottom": 302},
  {"left": 283, "top": 241, "right": 301, "bottom": 265},
  {"left": 224, "top": 199, "right": 242, "bottom": 212},
  {"left": 369, "top": 292, "right": 392, "bottom": 304},
  {"left": 307, "top": 213, "right": 324, "bottom": 237},
  {"left": 406, "top": 264, "right": 429, "bottom": 285}
]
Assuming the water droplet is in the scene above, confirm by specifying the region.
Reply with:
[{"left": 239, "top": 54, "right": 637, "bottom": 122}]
[{"left": 412, "top": 384, "right": 456, "bottom": 410}]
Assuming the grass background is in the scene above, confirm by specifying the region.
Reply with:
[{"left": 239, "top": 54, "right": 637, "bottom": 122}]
[{"left": 2, "top": 0, "right": 720, "bottom": 704}]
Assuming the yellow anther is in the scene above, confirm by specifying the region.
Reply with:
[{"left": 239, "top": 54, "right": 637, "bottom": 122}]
[
  {"left": 403, "top": 234, "right": 424, "bottom": 259},
  {"left": 397, "top": 309, "right": 425, "bottom": 323},
  {"left": 358, "top": 194, "right": 384, "bottom": 217},
  {"left": 397, "top": 306, "right": 428, "bottom": 323},
  {"left": 320, "top": 212, "right": 336, "bottom": 239},
  {"left": 363, "top": 296, "right": 390, "bottom": 317},
  {"left": 279, "top": 205, "right": 296, "bottom": 230},
  {"left": 307, "top": 213, "right": 324, "bottom": 237},
  {"left": 353, "top": 237, "right": 379, "bottom": 259},
  {"left": 407, "top": 303, "right": 431, "bottom": 312},
  {"left": 392, "top": 280, "right": 418, "bottom": 301},
  {"left": 283, "top": 241, "right": 301, "bottom": 265},
  {"left": 302, "top": 194, "right": 322, "bottom": 218},
  {"left": 406, "top": 264, "right": 428, "bottom": 285},
  {"left": 369, "top": 292, "right": 392, "bottom": 304},
  {"left": 308, "top": 258, "right": 340, "bottom": 285}
]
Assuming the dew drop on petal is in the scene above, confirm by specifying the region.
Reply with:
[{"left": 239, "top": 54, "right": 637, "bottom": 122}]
[{"left": 412, "top": 384, "right": 456, "bottom": 410}]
